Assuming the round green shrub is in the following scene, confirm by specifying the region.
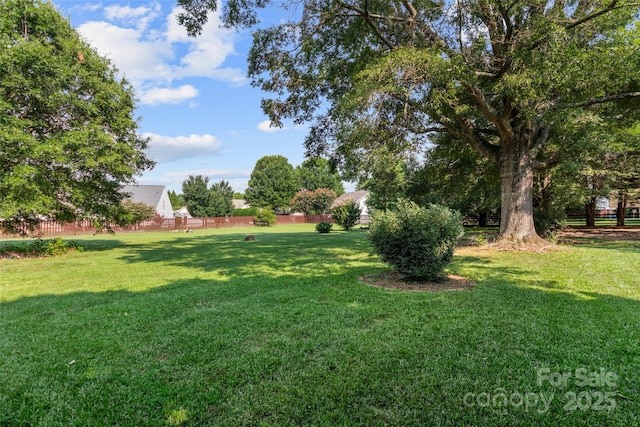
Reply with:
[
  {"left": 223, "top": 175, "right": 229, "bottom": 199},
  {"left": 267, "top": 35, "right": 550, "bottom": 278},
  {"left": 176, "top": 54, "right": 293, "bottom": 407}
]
[
  {"left": 254, "top": 209, "right": 276, "bottom": 226},
  {"left": 331, "top": 200, "right": 361, "bottom": 231},
  {"left": 368, "top": 200, "right": 464, "bottom": 281},
  {"left": 315, "top": 222, "right": 333, "bottom": 233}
]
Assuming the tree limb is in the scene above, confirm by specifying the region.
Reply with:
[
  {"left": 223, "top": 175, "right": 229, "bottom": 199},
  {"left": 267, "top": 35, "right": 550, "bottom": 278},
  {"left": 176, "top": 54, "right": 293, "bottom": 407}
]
[
  {"left": 562, "top": 92, "right": 640, "bottom": 108},
  {"left": 566, "top": 0, "right": 623, "bottom": 29}
]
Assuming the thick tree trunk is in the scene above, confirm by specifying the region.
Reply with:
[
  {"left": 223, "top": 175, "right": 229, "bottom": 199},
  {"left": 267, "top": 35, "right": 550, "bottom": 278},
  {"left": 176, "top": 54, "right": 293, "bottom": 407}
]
[
  {"left": 497, "top": 140, "right": 545, "bottom": 244},
  {"left": 585, "top": 198, "right": 596, "bottom": 227},
  {"left": 616, "top": 195, "right": 627, "bottom": 226}
]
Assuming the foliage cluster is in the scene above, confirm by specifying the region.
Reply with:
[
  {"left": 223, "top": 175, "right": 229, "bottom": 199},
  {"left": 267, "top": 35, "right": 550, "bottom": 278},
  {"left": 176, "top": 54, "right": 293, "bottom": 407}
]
[
  {"left": 315, "top": 222, "right": 333, "bottom": 233},
  {"left": 290, "top": 188, "right": 337, "bottom": 215},
  {"left": 296, "top": 158, "right": 345, "bottom": 195},
  {"left": 368, "top": 200, "right": 464, "bottom": 281},
  {"left": 168, "top": 190, "right": 185, "bottom": 210},
  {"left": 331, "top": 200, "right": 361, "bottom": 231},
  {"left": 117, "top": 201, "right": 157, "bottom": 225},
  {"left": 0, "top": 237, "right": 82, "bottom": 258},
  {"left": 176, "top": 0, "right": 640, "bottom": 242},
  {"left": 254, "top": 209, "right": 276, "bottom": 226},
  {"left": 233, "top": 207, "right": 260, "bottom": 217},
  {"left": 246, "top": 155, "right": 299, "bottom": 211},
  {"left": 0, "top": 0, "right": 153, "bottom": 235},
  {"left": 182, "top": 175, "right": 234, "bottom": 218}
]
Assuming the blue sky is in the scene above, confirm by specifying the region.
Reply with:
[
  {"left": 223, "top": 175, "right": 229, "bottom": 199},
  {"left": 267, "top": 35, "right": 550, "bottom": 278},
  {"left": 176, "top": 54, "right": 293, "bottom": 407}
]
[{"left": 51, "top": 0, "right": 321, "bottom": 194}]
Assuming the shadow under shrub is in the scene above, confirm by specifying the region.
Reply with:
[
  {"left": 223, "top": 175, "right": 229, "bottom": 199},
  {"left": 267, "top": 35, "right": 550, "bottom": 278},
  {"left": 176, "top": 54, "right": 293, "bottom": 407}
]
[{"left": 368, "top": 200, "right": 464, "bottom": 281}]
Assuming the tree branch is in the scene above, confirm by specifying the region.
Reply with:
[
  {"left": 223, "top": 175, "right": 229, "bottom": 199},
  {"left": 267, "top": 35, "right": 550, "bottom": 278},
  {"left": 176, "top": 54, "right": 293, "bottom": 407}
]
[
  {"left": 440, "top": 115, "right": 500, "bottom": 163},
  {"left": 335, "top": 0, "right": 455, "bottom": 56},
  {"left": 566, "top": 0, "right": 621, "bottom": 29},
  {"left": 562, "top": 92, "right": 640, "bottom": 108}
]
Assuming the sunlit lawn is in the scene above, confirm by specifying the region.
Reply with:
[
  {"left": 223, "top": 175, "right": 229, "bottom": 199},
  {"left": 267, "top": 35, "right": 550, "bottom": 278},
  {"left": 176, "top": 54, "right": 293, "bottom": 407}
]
[{"left": 1, "top": 224, "right": 639, "bottom": 426}]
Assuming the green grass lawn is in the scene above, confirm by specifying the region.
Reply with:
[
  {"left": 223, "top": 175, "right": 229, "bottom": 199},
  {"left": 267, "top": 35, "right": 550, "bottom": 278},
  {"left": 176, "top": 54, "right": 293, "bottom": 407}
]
[{"left": 1, "top": 225, "right": 639, "bottom": 426}]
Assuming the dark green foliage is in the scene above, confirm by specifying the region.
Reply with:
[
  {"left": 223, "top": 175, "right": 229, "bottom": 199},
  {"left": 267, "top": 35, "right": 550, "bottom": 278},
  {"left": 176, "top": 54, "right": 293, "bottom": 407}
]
[
  {"left": 0, "top": 237, "right": 82, "bottom": 257},
  {"left": 290, "top": 188, "right": 337, "bottom": 214},
  {"left": 168, "top": 190, "right": 185, "bottom": 210},
  {"left": 246, "top": 155, "right": 299, "bottom": 210},
  {"left": 315, "top": 222, "right": 333, "bottom": 233},
  {"left": 406, "top": 134, "right": 501, "bottom": 220},
  {"left": 331, "top": 200, "right": 361, "bottom": 231},
  {"left": 368, "top": 200, "right": 464, "bottom": 281},
  {"left": 181, "top": 176, "right": 234, "bottom": 217},
  {"left": 254, "top": 209, "right": 276, "bottom": 226},
  {"left": 355, "top": 150, "right": 410, "bottom": 211},
  {"left": 0, "top": 0, "right": 153, "bottom": 235},
  {"left": 0, "top": 214, "right": 40, "bottom": 237},
  {"left": 296, "top": 158, "right": 345, "bottom": 195},
  {"left": 182, "top": 175, "right": 212, "bottom": 217},
  {"left": 118, "top": 201, "right": 156, "bottom": 225},
  {"left": 233, "top": 207, "right": 259, "bottom": 217},
  {"left": 209, "top": 180, "right": 234, "bottom": 217}
]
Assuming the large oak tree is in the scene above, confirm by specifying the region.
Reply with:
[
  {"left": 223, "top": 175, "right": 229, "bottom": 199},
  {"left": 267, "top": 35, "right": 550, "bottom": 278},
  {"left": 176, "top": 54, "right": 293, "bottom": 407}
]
[
  {"left": 180, "top": 0, "right": 640, "bottom": 243},
  {"left": 0, "top": 0, "right": 153, "bottom": 234}
]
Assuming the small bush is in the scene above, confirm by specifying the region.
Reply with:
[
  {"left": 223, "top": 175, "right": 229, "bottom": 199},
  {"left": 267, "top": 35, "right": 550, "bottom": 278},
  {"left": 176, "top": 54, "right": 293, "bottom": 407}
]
[
  {"left": 254, "top": 209, "right": 276, "bottom": 226},
  {"left": 315, "top": 222, "right": 333, "bottom": 233},
  {"left": 234, "top": 207, "right": 259, "bottom": 217},
  {"left": 534, "top": 209, "right": 566, "bottom": 239},
  {"left": 0, "top": 237, "right": 82, "bottom": 258},
  {"left": 332, "top": 200, "right": 361, "bottom": 231},
  {"left": 368, "top": 200, "right": 464, "bottom": 281}
]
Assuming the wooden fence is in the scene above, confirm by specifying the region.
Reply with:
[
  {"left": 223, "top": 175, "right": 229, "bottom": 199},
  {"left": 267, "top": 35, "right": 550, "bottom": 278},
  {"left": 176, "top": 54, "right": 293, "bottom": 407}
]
[{"left": 1, "top": 214, "right": 334, "bottom": 238}]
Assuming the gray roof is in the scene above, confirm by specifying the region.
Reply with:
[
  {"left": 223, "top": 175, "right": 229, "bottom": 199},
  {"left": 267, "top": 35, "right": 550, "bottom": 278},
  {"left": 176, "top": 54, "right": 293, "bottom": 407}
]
[
  {"left": 232, "top": 199, "right": 248, "bottom": 209},
  {"left": 332, "top": 190, "right": 369, "bottom": 207},
  {"left": 121, "top": 185, "right": 166, "bottom": 208}
]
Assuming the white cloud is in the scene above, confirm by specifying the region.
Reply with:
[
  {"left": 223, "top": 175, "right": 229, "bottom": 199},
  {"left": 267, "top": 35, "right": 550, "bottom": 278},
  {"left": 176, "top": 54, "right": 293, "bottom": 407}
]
[
  {"left": 77, "top": 21, "right": 174, "bottom": 84},
  {"left": 257, "top": 120, "right": 284, "bottom": 133},
  {"left": 139, "top": 85, "right": 198, "bottom": 105},
  {"left": 160, "top": 169, "right": 252, "bottom": 192},
  {"left": 144, "top": 133, "right": 224, "bottom": 163},
  {"left": 105, "top": 4, "right": 154, "bottom": 21},
  {"left": 104, "top": 3, "right": 161, "bottom": 30},
  {"left": 257, "top": 119, "right": 306, "bottom": 133},
  {"left": 76, "top": 3, "right": 246, "bottom": 106},
  {"left": 165, "top": 169, "right": 250, "bottom": 181}
]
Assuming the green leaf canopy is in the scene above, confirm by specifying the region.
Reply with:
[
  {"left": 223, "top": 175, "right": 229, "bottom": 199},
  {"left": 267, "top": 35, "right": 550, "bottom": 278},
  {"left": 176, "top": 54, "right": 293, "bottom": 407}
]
[
  {"left": 177, "top": 0, "right": 640, "bottom": 242},
  {"left": 246, "top": 155, "right": 299, "bottom": 210},
  {"left": 0, "top": 0, "right": 153, "bottom": 233}
]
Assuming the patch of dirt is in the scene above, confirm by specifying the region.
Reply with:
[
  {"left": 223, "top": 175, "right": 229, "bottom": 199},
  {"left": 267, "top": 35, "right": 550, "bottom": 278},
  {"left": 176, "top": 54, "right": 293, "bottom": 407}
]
[
  {"left": 558, "top": 227, "right": 640, "bottom": 243},
  {"left": 360, "top": 270, "right": 476, "bottom": 292},
  {"left": 0, "top": 251, "right": 35, "bottom": 259}
]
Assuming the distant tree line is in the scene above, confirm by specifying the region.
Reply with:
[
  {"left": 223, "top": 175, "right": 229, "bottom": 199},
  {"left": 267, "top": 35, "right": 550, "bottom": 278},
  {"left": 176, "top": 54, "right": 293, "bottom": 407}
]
[{"left": 170, "top": 155, "right": 345, "bottom": 217}]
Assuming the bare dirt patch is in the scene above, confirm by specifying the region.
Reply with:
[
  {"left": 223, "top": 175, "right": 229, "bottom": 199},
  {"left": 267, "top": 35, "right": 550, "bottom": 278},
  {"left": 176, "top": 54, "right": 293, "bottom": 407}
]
[
  {"left": 558, "top": 227, "right": 640, "bottom": 243},
  {"left": 360, "top": 270, "right": 476, "bottom": 292}
]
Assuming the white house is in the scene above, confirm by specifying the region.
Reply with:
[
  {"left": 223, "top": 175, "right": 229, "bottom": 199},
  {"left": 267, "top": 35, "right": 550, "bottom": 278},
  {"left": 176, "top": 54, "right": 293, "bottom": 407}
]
[
  {"left": 121, "top": 185, "right": 174, "bottom": 218},
  {"left": 173, "top": 206, "right": 191, "bottom": 218},
  {"left": 332, "top": 190, "right": 370, "bottom": 224},
  {"left": 232, "top": 199, "right": 249, "bottom": 209}
]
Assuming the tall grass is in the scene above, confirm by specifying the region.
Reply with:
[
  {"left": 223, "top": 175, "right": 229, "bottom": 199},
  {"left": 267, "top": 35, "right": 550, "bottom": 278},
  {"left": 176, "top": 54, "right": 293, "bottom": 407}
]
[{"left": 1, "top": 225, "right": 639, "bottom": 426}]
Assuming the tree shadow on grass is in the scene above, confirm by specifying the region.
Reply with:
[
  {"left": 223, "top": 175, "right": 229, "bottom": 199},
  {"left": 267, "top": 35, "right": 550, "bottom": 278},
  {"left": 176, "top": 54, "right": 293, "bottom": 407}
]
[
  {"left": 113, "top": 230, "right": 379, "bottom": 282},
  {"left": 1, "top": 266, "right": 639, "bottom": 426}
]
